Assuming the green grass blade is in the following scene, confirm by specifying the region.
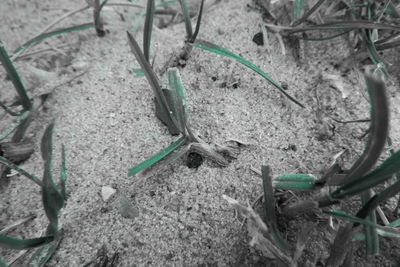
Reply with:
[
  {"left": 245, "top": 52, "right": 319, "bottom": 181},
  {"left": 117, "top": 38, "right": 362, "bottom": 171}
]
[
  {"left": 0, "top": 257, "right": 7, "bottom": 267},
  {"left": 0, "top": 156, "right": 42, "bottom": 186},
  {"left": 288, "top": 20, "right": 400, "bottom": 35},
  {"left": 14, "top": 23, "right": 93, "bottom": 55},
  {"left": 190, "top": 0, "right": 204, "bottom": 42},
  {"left": 292, "top": 0, "right": 304, "bottom": 21},
  {"left": 333, "top": 76, "right": 388, "bottom": 196},
  {"left": 128, "top": 136, "right": 186, "bottom": 177},
  {"left": 131, "top": 68, "right": 145, "bottom": 76},
  {"left": 143, "top": 0, "right": 155, "bottom": 62},
  {"left": 0, "top": 101, "right": 24, "bottom": 116},
  {"left": 291, "top": 0, "right": 325, "bottom": 27},
  {"left": 0, "top": 234, "right": 54, "bottom": 250},
  {"left": 274, "top": 180, "right": 315, "bottom": 190},
  {"left": 325, "top": 210, "right": 400, "bottom": 237},
  {"left": 361, "top": 190, "right": 379, "bottom": 255},
  {"left": 193, "top": 39, "right": 305, "bottom": 108},
  {"left": 11, "top": 111, "right": 34, "bottom": 142},
  {"left": 27, "top": 237, "right": 62, "bottom": 267},
  {"left": 178, "top": 0, "right": 193, "bottom": 40},
  {"left": 130, "top": 0, "right": 177, "bottom": 36},
  {"left": 275, "top": 173, "right": 314, "bottom": 182},
  {"left": 127, "top": 31, "right": 180, "bottom": 134},
  {"left": 336, "top": 150, "right": 400, "bottom": 198},
  {"left": 167, "top": 68, "right": 187, "bottom": 132},
  {"left": 60, "top": 144, "right": 67, "bottom": 201},
  {"left": 0, "top": 41, "right": 31, "bottom": 110},
  {"left": 262, "top": 166, "right": 289, "bottom": 251},
  {"left": 0, "top": 111, "right": 29, "bottom": 142},
  {"left": 357, "top": 174, "right": 400, "bottom": 219},
  {"left": 41, "top": 123, "right": 64, "bottom": 236}
]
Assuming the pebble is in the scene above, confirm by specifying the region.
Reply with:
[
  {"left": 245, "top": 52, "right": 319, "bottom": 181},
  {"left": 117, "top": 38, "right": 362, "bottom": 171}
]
[
  {"left": 117, "top": 195, "right": 139, "bottom": 219},
  {"left": 101, "top": 186, "right": 116, "bottom": 202}
]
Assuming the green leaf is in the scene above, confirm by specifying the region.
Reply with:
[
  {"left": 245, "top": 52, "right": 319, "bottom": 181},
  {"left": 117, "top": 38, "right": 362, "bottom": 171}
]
[
  {"left": 178, "top": 0, "right": 193, "bottom": 40},
  {"left": 274, "top": 180, "right": 315, "bottom": 190},
  {"left": 130, "top": 0, "right": 177, "bottom": 36},
  {"left": 0, "top": 111, "right": 30, "bottom": 142},
  {"left": 60, "top": 144, "right": 67, "bottom": 201},
  {"left": 193, "top": 39, "right": 305, "bottom": 108},
  {"left": 0, "top": 101, "right": 24, "bottom": 116},
  {"left": 41, "top": 123, "right": 64, "bottom": 235},
  {"left": 0, "top": 234, "right": 54, "bottom": 250},
  {"left": 325, "top": 210, "right": 400, "bottom": 237},
  {"left": 288, "top": 20, "right": 400, "bottom": 35},
  {"left": 262, "top": 166, "right": 289, "bottom": 251},
  {"left": 127, "top": 31, "right": 180, "bottom": 134},
  {"left": 0, "top": 156, "right": 42, "bottom": 186},
  {"left": 337, "top": 150, "right": 400, "bottom": 197},
  {"left": 0, "top": 41, "right": 31, "bottom": 110},
  {"left": 333, "top": 76, "right": 389, "bottom": 197},
  {"left": 28, "top": 237, "right": 62, "bottom": 267},
  {"left": 275, "top": 173, "right": 314, "bottom": 182},
  {"left": 167, "top": 68, "right": 187, "bottom": 132},
  {"left": 143, "top": 0, "right": 155, "bottom": 62},
  {"left": 357, "top": 177, "right": 400, "bottom": 219},
  {"left": 361, "top": 190, "right": 379, "bottom": 255},
  {"left": 293, "top": 0, "right": 304, "bottom": 21},
  {"left": 128, "top": 136, "right": 186, "bottom": 177},
  {"left": 131, "top": 68, "right": 145, "bottom": 76},
  {"left": 190, "top": 0, "right": 205, "bottom": 43},
  {"left": 14, "top": 23, "right": 93, "bottom": 55},
  {"left": 0, "top": 257, "right": 7, "bottom": 267}
]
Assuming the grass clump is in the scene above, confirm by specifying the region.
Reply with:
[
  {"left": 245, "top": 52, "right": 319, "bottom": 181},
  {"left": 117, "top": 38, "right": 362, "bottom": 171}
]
[
  {"left": 0, "top": 123, "right": 67, "bottom": 266},
  {"left": 127, "top": 31, "right": 237, "bottom": 177}
]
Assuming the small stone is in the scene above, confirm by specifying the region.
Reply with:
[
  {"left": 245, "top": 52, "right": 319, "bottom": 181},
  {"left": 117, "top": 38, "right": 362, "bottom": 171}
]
[
  {"left": 186, "top": 152, "right": 203, "bottom": 168},
  {"left": 117, "top": 195, "right": 139, "bottom": 219},
  {"left": 101, "top": 186, "right": 116, "bottom": 202}
]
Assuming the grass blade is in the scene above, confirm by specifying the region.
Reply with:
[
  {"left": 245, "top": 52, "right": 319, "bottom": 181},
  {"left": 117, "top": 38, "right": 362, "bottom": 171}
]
[
  {"left": 333, "top": 76, "right": 388, "bottom": 195},
  {"left": 60, "top": 144, "right": 67, "bottom": 201},
  {"left": 167, "top": 68, "right": 187, "bottom": 132},
  {"left": 335, "top": 149, "right": 400, "bottom": 198},
  {"left": 262, "top": 166, "right": 289, "bottom": 251},
  {"left": 41, "top": 123, "right": 64, "bottom": 235},
  {"left": 0, "top": 101, "right": 24, "bottom": 116},
  {"left": 178, "top": 0, "right": 193, "bottom": 40},
  {"left": 361, "top": 190, "right": 379, "bottom": 255},
  {"left": 288, "top": 20, "right": 400, "bottom": 35},
  {"left": 291, "top": 0, "right": 325, "bottom": 27},
  {"left": 357, "top": 175, "right": 400, "bottom": 219},
  {"left": 27, "top": 236, "right": 62, "bottom": 267},
  {"left": 0, "top": 257, "right": 7, "bottom": 267},
  {"left": 127, "top": 31, "right": 180, "bottom": 134},
  {"left": 0, "top": 41, "right": 31, "bottom": 110},
  {"left": 193, "top": 39, "right": 305, "bottom": 108},
  {"left": 0, "top": 234, "right": 54, "bottom": 250},
  {"left": 292, "top": 0, "right": 304, "bottom": 21},
  {"left": 13, "top": 23, "right": 93, "bottom": 55},
  {"left": 143, "top": 0, "right": 155, "bottom": 62},
  {"left": 0, "top": 111, "right": 29, "bottom": 142},
  {"left": 325, "top": 210, "right": 400, "bottom": 237},
  {"left": 128, "top": 136, "right": 186, "bottom": 177},
  {"left": 190, "top": 0, "right": 204, "bottom": 42},
  {"left": 0, "top": 156, "right": 42, "bottom": 186}
]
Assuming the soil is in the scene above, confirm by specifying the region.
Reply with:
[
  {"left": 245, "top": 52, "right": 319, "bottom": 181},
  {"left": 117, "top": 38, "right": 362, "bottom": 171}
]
[{"left": 1, "top": 0, "right": 400, "bottom": 266}]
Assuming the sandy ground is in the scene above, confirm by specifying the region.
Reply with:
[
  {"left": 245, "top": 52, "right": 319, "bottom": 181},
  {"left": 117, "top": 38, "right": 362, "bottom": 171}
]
[{"left": 1, "top": 0, "right": 400, "bottom": 266}]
